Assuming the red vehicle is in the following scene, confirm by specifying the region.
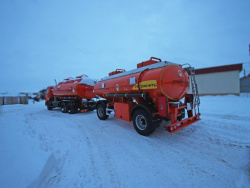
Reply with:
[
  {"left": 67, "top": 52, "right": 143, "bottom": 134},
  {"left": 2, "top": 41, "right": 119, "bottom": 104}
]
[
  {"left": 45, "top": 75, "right": 96, "bottom": 114},
  {"left": 94, "top": 57, "right": 201, "bottom": 136}
]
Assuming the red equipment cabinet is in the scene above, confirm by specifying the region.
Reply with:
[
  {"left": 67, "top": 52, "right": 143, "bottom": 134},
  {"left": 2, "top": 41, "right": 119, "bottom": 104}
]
[
  {"left": 94, "top": 57, "right": 201, "bottom": 136},
  {"left": 45, "top": 75, "right": 96, "bottom": 114}
]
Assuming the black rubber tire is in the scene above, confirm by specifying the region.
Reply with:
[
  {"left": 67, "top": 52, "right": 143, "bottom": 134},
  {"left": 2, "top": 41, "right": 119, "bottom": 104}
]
[
  {"left": 67, "top": 103, "right": 77, "bottom": 114},
  {"left": 47, "top": 101, "right": 53, "bottom": 110},
  {"left": 133, "top": 109, "right": 156, "bottom": 136},
  {"left": 97, "top": 103, "right": 109, "bottom": 120},
  {"left": 61, "top": 102, "right": 67, "bottom": 113}
]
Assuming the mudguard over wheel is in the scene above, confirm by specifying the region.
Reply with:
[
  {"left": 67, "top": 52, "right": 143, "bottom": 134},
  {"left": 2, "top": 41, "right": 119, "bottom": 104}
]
[
  {"left": 97, "top": 103, "right": 109, "bottom": 120},
  {"left": 133, "top": 109, "right": 156, "bottom": 136},
  {"left": 61, "top": 102, "right": 67, "bottom": 113}
]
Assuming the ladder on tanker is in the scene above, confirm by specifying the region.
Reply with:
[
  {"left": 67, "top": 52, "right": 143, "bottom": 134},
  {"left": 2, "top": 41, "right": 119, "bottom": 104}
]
[
  {"left": 189, "top": 67, "right": 200, "bottom": 115},
  {"left": 183, "top": 65, "right": 200, "bottom": 115}
]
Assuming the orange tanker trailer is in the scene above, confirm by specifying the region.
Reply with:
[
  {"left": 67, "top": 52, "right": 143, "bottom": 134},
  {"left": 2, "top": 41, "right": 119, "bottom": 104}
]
[
  {"left": 45, "top": 75, "right": 96, "bottom": 114},
  {"left": 94, "top": 57, "right": 201, "bottom": 136}
]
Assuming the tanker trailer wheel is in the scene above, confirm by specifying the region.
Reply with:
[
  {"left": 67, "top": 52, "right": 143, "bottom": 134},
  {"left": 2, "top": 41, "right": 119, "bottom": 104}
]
[
  {"left": 61, "top": 102, "right": 67, "bottom": 113},
  {"left": 97, "top": 103, "right": 109, "bottom": 120},
  {"left": 67, "top": 103, "right": 77, "bottom": 114},
  {"left": 133, "top": 109, "right": 156, "bottom": 136},
  {"left": 46, "top": 101, "right": 53, "bottom": 110}
]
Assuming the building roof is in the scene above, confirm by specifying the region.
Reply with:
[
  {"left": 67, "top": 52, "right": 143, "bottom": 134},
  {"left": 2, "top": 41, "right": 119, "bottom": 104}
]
[{"left": 195, "top": 63, "right": 243, "bottom": 75}]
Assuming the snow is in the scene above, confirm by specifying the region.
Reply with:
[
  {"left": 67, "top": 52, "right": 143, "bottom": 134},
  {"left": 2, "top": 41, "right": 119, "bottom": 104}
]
[
  {"left": 79, "top": 75, "right": 96, "bottom": 86},
  {"left": 56, "top": 75, "right": 95, "bottom": 86},
  {"left": 0, "top": 95, "right": 250, "bottom": 187},
  {"left": 0, "top": 93, "right": 27, "bottom": 97}
]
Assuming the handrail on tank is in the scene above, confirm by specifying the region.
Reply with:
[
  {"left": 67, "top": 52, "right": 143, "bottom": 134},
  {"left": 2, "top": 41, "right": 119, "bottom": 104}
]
[
  {"left": 150, "top": 57, "right": 161, "bottom": 62},
  {"left": 115, "top": 69, "right": 126, "bottom": 72}
]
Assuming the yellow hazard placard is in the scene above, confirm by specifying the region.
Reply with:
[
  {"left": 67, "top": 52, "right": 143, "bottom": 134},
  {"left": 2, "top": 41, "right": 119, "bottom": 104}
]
[{"left": 132, "top": 80, "right": 157, "bottom": 90}]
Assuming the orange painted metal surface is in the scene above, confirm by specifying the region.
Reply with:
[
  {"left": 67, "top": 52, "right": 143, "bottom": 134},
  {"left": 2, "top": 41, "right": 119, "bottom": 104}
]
[
  {"left": 45, "top": 86, "right": 54, "bottom": 101},
  {"left": 51, "top": 75, "right": 95, "bottom": 100},
  {"left": 162, "top": 95, "right": 201, "bottom": 133},
  {"left": 53, "top": 82, "right": 94, "bottom": 99},
  {"left": 94, "top": 63, "right": 190, "bottom": 107},
  {"left": 167, "top": 113, "right": 201, "bottom": 133},
  {"left": 94, "top": 57, "right": 200, "bottom": 134},
  {"left": 114, "top": 102, "right": 135, "bottom": 121}
]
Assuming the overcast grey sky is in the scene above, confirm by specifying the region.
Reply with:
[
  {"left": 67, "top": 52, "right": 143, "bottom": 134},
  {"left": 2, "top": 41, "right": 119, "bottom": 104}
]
[{"left": 0, "top": 0, "right": 249, "bottom": 93}]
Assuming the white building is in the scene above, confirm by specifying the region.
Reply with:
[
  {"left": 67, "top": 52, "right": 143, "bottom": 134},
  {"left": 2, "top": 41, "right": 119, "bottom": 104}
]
[{"left": 193, "top": 63, "right": 243, "bottom": 96}]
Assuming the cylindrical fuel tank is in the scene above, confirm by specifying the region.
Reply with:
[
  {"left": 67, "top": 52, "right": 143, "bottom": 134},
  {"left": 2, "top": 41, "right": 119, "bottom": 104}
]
[
  {"left": 53, "top": 75, "right": 96, "bottom": 99},
  {"left": 94, "top": 62, "right": 190, "bottom": 101}
]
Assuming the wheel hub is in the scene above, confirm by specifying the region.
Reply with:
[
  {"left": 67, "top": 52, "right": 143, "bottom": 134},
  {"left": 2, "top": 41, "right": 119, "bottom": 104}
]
[
  {"left": 136, "top": 115, "right": 147, "bottom": 130},
  {"left": 98, "top": 107, "right": 104, "bottom": 117}
]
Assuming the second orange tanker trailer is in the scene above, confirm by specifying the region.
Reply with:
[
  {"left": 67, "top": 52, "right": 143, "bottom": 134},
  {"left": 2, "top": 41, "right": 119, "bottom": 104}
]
[
  {"left": 94, "top": 57, "right": 201, "bottom": 136},
  {"left": 45, "top": 75, "right": 96, "bottom": 114}
]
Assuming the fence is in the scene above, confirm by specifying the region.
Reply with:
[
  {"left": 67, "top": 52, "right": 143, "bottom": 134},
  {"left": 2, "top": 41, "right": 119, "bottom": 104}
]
[
  {"left": 240, "top": 77, "right": 250, "bottom": 93},
  {"left": 0, "top": 96, "right": 28, "bottom": 105}
]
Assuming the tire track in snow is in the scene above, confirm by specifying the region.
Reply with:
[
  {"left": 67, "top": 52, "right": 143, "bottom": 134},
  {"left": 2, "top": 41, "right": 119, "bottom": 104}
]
[
  {"left": 23, "top": 109, "right": 101, "bottom": 187},
  {"left": 23, "top": 113, "right": 36, "bottom": 137},
  {"left": 205, "top": 113, "right": 250, "bottom": 121},
  {"left": 94, "top": 140, "right": 122, "bottom": 188},
  {"left": 178, "top": 125, "right": 249, "bottom": 185},
  {"left": 23, "top": 112, "right": 52, "bottom": 152},
  {"left": 146, "top": 124, "right": 247, "bottom": 184},
  {"left": 49, "top": 113, "right": 103, "bottom": 187},
  {"left": 35, "top": 105, "right": 250, "bottom": 187},
  {"left": 75, "top": 115, "right": 220, "bottom": 186},
  {"left": 63, "top": 114, "right": 105, "bottom": 187},
  {"left": 69, "top": 115, "right": 122, "bottom": 187}
]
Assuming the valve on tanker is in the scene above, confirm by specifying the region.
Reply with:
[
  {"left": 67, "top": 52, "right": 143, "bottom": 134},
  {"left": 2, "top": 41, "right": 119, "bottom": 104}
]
[{"left": 82, "top": 99, "right": 88, "bottom": 106}]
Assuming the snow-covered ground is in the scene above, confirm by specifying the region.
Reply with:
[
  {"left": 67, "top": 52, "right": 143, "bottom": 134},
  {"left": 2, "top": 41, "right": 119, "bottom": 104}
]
[{"left": 0, "top": 95, "right": 249, "bottom": 188}]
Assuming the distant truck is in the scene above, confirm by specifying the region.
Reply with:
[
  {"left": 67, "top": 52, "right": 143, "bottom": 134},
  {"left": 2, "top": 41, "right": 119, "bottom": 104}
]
[
  {"left": 39, "top": 89, "right": 47, "bottom": 100},
  {"left": 45, "top": 75, "right": 96, "bottom": 114}
]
